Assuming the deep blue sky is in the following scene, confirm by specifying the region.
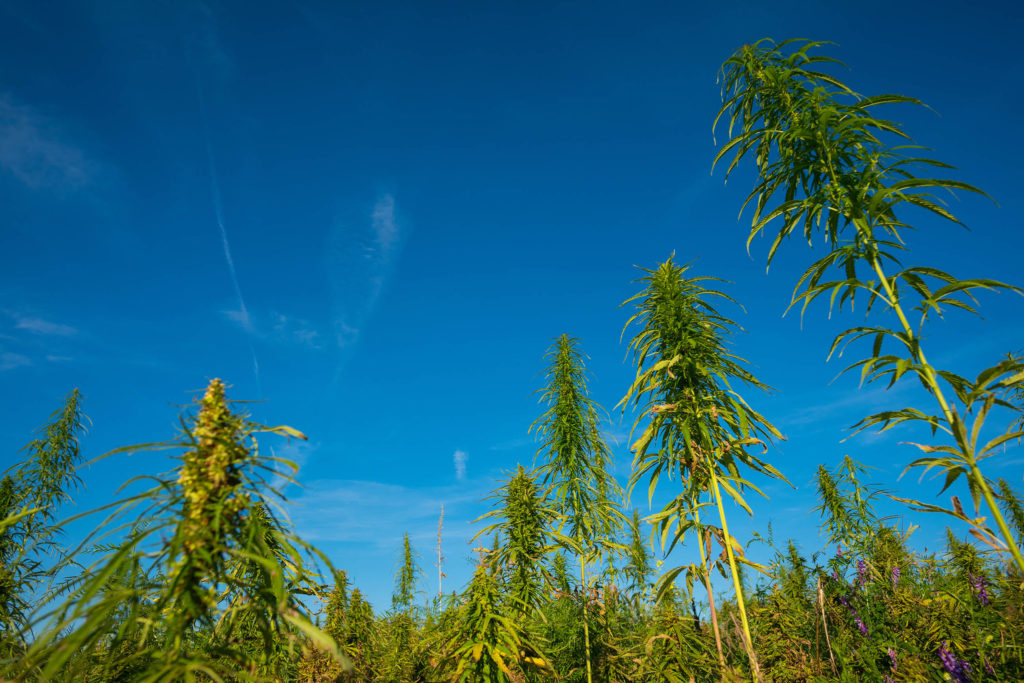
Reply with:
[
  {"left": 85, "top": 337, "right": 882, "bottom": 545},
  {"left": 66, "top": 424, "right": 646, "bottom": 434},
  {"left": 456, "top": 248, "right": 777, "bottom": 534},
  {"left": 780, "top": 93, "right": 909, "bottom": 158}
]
[{"left": 2, "top": 0, "right": 1022, "bottom": 610}]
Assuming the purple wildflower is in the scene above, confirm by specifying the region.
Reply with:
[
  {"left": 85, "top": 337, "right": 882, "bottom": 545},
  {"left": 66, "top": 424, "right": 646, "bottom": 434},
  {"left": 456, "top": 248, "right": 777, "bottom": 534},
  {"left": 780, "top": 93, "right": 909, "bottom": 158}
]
[
  {"left": 891, "top": 565, "right": 900, "bottom": 588},
  {"left": 938, "top": 641, "right": 972, "bottom": 683},
  {"left": 984, "top": 658, "right": 995, "bottom": 676},
  {"left": 968, "top": 573, "right": 989, "bottom": 606},
  {"left": 855, "top": 616, "right": 868, "bottom": 637},
  {"left": 883, "top": 677, "right": 894, "bottom": 683},
  {"left": 857, "top": 559, "right": 869, "bottom": 587},
  {"left": 888, "top": 648, "right": 898, "bottom": 670},
  {"left": 832, "top": 569, "right": 839, "bottom": 581}
]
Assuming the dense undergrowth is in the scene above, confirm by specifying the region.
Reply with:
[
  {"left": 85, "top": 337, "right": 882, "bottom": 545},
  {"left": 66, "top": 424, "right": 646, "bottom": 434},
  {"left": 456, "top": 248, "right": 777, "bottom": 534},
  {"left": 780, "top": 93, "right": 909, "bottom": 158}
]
[{"left": 2, "top": 39, "right": 1023, "bottom": 682}]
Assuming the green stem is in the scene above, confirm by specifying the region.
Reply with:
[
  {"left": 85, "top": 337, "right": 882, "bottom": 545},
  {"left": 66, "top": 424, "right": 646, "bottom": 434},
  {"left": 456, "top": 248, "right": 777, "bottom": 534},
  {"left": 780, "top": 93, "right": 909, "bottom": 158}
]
[
  {"left": 580, "top": 556, "right": 593, "bottom": 683},
  {"left": 695, "top": 507, "right": 725, "bottom": 668},
  {"left": 707, "top": 462, "right": 760, "bottom": 681},
  {"left": 865, "top": 249, "right": 1024, "bottom": 572},
  {"left": 818, "top": 107, "right": 1023, "bottom": 573}
]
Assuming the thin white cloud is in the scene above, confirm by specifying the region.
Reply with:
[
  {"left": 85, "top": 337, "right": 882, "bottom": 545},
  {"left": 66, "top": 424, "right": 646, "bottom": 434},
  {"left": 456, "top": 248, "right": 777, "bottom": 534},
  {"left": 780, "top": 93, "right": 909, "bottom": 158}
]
[
  {"left": 0, "top": 95, "right": 94, "bottom": 190},
  {"left": 271, "top": 312, "right": 322, "bottom": 349},
  {"left": 289, "top": 477, "right": 490, "bottom": 550},
  {"left": 328, "top": 193, "right": 403, "bottom": 351},
  {"left": 781, "top": 380, "right": 916, "bottom": 428},
  {"left": 0, "top": 352, "right": 31, "bottom": 371},
  {"left": 222, "top": 309, "right": 325, "bottom": 349},
  {"left": 194, "top": 90, "right": 260, "bottom": 393},
  {"left": 13, "top": 315, "right": 77, "bottom": 336},
  {"left": 372, "top": 194, "right": 398, "bottom": 252},
  {"left": 453, "top": 450, "right": 468, "bottom": 481}
]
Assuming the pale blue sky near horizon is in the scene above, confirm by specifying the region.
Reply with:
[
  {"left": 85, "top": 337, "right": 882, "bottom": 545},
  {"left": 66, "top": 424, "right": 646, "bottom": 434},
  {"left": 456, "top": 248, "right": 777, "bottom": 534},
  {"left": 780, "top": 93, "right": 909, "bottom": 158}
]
[{"left": 2, "top": 0, "right": 1023, "bottom": 610}]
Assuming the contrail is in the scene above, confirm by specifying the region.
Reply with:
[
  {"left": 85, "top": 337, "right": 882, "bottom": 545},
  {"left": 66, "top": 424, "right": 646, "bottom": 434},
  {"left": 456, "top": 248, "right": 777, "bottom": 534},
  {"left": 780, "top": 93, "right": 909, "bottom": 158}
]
[{"left": 194, "top": 72, "right": 262, "bottom": 396}]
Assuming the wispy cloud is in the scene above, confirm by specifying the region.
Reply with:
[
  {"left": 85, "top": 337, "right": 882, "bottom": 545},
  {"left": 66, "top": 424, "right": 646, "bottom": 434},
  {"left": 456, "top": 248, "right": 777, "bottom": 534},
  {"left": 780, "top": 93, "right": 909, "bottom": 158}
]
[
  {"left": 223, "top": 309, "right": 325, "bottom": 349},
  {"left": 0, "top": 352, "right": 30, "bottom": 371},
  {"left": 192, "top": 64, "right": 261, "bottom": 393},
  {"left": 0, "top": 310, "right": 79, "bottom": 369},
  {"left": 372, "top": 194, "right": 398, "bottom": 251},
  {"left": 780, "top": 380, "right": 917, "bottom": 428},
  {"left": 453, "top": 450, "right": 468, "bottom": 481},
  {"left": 289, "top": 477, "right": 490, "bottom": 550},
  {"left": 12, "top": 315, "right": 77, "bottom": 336},
  {"left": 328, "top": 193, "right": 404, "bottom": 350},
  {"left": 0, "top": 95, "right": 94, "bottom": 191}
]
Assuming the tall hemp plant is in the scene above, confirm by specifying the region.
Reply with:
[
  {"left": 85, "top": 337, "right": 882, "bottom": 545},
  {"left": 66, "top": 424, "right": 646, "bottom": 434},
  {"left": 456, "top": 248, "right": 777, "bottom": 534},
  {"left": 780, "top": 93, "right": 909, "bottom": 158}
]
[
  {"left": 621, "top": 257, "right": 788, "bottom": 676},
  {"left": 15, "top": 379, "right": 340, "bottom": 682},
  {"left": 532, "top": 334, "right": 624, "bottom": 683},
  {"left": 0, "top": 389, "right": 87, "bottom": 658},
  {"left": 715, "top": 39, "right": 1024, "bottom": 571},
  {"left": 474, "top": 464, "right": 554, "bottom": 618}
]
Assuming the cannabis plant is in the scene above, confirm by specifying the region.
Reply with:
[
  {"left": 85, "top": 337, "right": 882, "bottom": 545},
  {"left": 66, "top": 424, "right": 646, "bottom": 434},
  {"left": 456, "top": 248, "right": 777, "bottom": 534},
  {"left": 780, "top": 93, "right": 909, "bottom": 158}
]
[
  {"left": 436, "top": 557, "right": 549, "bottom": 682},
  {"left": 0, "top": 388, "right": 87, "bottom": 659},
  {"left": 621, "top": 256, "right": 788, "bottom": 677},
  {"left": 15, "top": 379, "right": 340, "bottom": 682},
  {"left": 532, "top": 334, "right": 624, "bottom": 683},
  {"left": 623, "top": 509, "right": 654, "bottom": 607},
  {"left": 392, "top": 532, "right": 422, "bottom": 614},
  {"left": 474, "top": 464, "right": 554, "bottom": 617},
  {"left": 715, "top": 38, "right": 1024, "bottom": 571}
]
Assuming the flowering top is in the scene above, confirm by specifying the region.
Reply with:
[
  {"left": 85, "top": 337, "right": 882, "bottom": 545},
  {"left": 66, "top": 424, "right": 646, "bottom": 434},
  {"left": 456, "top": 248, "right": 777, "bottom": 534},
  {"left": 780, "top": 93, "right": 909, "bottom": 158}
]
[{"left": 178, "top": 379, "right": 251, "bottom": 550}]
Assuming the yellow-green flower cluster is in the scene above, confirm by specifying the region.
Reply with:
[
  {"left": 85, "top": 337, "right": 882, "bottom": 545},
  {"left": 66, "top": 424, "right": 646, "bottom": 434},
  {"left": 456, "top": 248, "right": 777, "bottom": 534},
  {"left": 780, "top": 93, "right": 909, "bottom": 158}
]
[{"left": 178, "top": 379, "right": 251, "bottom": 552}]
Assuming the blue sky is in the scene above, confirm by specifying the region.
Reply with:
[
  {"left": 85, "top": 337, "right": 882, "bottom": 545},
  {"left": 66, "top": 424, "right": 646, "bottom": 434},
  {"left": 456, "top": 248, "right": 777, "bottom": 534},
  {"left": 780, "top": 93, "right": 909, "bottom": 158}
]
[{"left": 2, "top": 0, "right": 1022, "bottom": 610}]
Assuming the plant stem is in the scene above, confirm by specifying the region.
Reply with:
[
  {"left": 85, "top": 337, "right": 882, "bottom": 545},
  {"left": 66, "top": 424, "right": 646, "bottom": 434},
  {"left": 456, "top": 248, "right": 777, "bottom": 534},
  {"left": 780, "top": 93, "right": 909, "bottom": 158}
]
[
  {"left": 707, "top": 460, "right": 761, "bottom": 681},
  {"left": 863, "top": 247, "right": 1024, "bottom": 572},
  {"left": 696, "top": 509, "right": 725, "bottom": 668},
  {"left": 822, "top": 109, "right": 1022, "bottom": 572},
  {"left": 580, "top": 556, "right": 593, "bottom": 683},
  {"left": 742, "top": 58, "right": 1024, "bottom": 569}
]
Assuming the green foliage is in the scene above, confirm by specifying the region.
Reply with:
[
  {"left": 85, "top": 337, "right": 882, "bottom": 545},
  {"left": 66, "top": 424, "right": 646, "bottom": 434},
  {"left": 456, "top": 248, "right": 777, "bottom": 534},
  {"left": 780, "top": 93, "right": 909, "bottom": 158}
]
[
  {"left": 533, "top": 335, "right": 624, "bottom": 559},
  {"left": 997, "top": 478, "right": 1024, "bottom": 548},
  {"left": 716, "top": 37, "right": 1024, "bottom": 571},
  {"left": 623, "top": 509, "right": 654, "bottom": 604},
  {"left": 0, "top": 389, "right": 87, "bottom": 658},
  {"left": 392, "top": 532, "right": 422, "bottom": 614},
  {"left": 813, "top": 456, "right": 888, "bottom": 554},
  {"left": 475, "top": 465, "right": 554, "bottom": 617},
  {"left": 436, "top": 559, "right": 550, "bottom": 682},
  {"left": 620, "top": 255, "right": 787, "bottom": 676},
  {"left": 7, "top": 379, "right": 342, "bottom": 682},
  {"left": 532, "top": 334, "right": 625, "bottom": 683}
]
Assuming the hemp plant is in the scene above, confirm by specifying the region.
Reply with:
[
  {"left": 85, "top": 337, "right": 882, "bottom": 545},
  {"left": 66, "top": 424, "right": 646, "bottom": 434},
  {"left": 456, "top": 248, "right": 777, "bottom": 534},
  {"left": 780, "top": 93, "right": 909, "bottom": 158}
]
[
  {"left": 715, "top": 38, "right": 1024, "bottom": 570},
  {"left": 392, "top": 533, "right": 422, "bottom": 614},
  {"left": 474, "top": 464, "right": 554, "bottom": 617},
  {"left": 436, "top": 555, "right": 550, "bottom": 682},
  {"left": 620, "top": 256, "right": 788, "bottom": 676},
  {"left": 0, "top": 389, "right": 87, "bottom": 655},
  {"left": 18, "top": 379, "right": 339, "bottom": 682},
  {"left": 623, "top": 509, "right": 654, "bottom": 607},
  {"left": 532, "top": 334, "right": 624, "bottom": 683}
]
